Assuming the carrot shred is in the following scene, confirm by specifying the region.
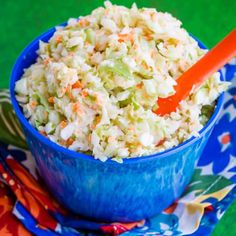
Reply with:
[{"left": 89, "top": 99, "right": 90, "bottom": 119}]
[
  {"left": 81, "top": 90, "right": 88, "bottom": 97},
  {"left": 55, "top": 35, "right": 62, "bottom": 43},
  {"left": 143, "top": 63, "right": 149, "bottom": 70},
  {"left": 118, "top": 33, "right": 134, "bottom": 43},
  {"left": 145, "top": 35, "right": 153, "bottom": 41},
  {"left": 79, "top": 19, "right": 88, "bottom": 27},
  {"left": 128, "top": 126, "right": 134, "bottom": 131},
  {"left": 90, "top": 124, "right": 96, "bottom": 130},
  {"left": 40, "top": 131, "right": 47, "bottom": 136},
  {"left": 44, "top": 58, "right": 51, "bottom": 66},
  {"left": 136, "top": 83, "right": 143, "bottom": 89},
  {"left": 156, "top": 139, "right": 165, "bottom": 147},
  {"left": 118, "top": 33, "right": 129, "bottom": 38},
  {"left": 48, "top": 97, "right": 54, "bottom": 103},
  {"left": 91, "top": 116, "right": 101, "bottom": 129},
  {"left": 59, "top": 140, "right": 66, "bottom": 146},
  {"left": 66, "top": 137, "right": 74, "bottom": 146},
  {"left": 72, "top": 102, "right": 81, "bottom": 113},
  {"left": 68, "top": 89, "right": 74, "bottom": 100},
  {"left": 118, "top": 38, "right": 125, "bottom": 43},
  {"left": 60, "top": 121, "right": 67, "bottom": 129},
  {"left": 29, "top": 101, "right": 37, "bottom": 108},
  {"left": 72, "top": 81, "right": 83, "bottom": 89}
]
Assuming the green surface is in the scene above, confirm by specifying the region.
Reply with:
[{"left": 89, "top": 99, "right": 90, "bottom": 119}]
[{"left": 0, "top": 0, "right": 235, "bottom": 235}]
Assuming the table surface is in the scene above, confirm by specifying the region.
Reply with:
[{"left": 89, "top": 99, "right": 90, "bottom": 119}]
[{"left": 0, "top": 0, "right": 235, "bottom": 235}]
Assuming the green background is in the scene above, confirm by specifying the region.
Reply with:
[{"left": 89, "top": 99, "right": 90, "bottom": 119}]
[{"left": 0, "top": 0, "right": 235, "bottom": 235}]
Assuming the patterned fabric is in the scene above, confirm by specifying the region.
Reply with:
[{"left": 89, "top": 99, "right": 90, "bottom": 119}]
[{"left": 0, "top": 58, "right": 235, "bottom": 236}]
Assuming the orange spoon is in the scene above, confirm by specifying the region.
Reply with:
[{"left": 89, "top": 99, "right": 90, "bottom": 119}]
[{"left": 156, "top": 29, "right": 236, "bottom": 116}]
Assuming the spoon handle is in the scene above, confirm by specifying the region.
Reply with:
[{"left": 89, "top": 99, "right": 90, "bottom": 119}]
[{"left": 156, "top": 29, "right": 236, "bottom": 116}]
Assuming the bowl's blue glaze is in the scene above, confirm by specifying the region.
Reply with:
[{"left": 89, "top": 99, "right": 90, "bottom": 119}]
[{"left": 10, "top": 26, "right": 224, "bottom": 222}]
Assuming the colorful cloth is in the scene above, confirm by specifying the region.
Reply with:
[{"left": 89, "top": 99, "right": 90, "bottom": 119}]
[{"left": 0, "top": 58, "right": 236, "bottom": 236}]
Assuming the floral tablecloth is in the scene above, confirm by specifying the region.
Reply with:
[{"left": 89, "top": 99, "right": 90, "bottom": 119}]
[{"left": 0, "top": 59, "right": 235, "bottom": 236}]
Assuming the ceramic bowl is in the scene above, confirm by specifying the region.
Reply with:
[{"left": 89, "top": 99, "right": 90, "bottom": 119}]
[{"left": 10, "top": 26, "right": 224, "bottom": 222}]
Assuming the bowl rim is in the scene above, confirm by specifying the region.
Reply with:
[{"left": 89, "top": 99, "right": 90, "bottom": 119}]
[{"left": 10, "top": 25, "right": 225, "bottom": 165}]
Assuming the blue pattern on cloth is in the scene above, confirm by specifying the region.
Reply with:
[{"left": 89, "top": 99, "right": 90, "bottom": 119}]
[{"left": 0, "top": 58, "right": 235, "bottom": 236}]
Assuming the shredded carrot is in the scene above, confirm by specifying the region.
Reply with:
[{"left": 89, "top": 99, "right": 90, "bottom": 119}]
[
  {"left": 128, "top": 126, "right": 135, "bottom": 131},
  {"left": 94, "top": 43, "right": 99, "bottom": 51},
  {"left": 118, "top": 33, "right": 129, "bottom": 38},
  {"left": 44, "top": 58, "right": 51, "bottom": 66},
  {"left": 145, "top": 34, "right": 153, "bottom": 41},
  {"left": 118, "top": 38, "right": 125, "bottom": 43},
  {"left": 81, "top": 90, "right": 88, "bottom": 97},
  {"left": 156, "top": 139, "right": 165, "bottom": 147},
  {"left": 48, "top": 97, "right": 54, "bottom": 103},
  {"left": 118, "top": 34, "right": 129, "bottom": 43},
  {"left": 133, "top": 44, "right": 139, "bottom": 50},
  {"left": 60, "top": 120, "right": 67, "bottom": 129},
  {"left": 60, "top": 87, "right": 67, "bottom": 95},
  {"left": 40, "top": 131, "right": 47, "bottom": 136},
  {"left": 118, "top": 33, "right": 134, "bottom": 43},
  {"left": 128, "top": 34, "right": 135, "bottom": 43},
  {"left": 91, "top": 104, "right": 98, "bottom": 110},
  {"left": 95, "top": 116, "right": 101, "bottom": 124},
  {"left": 136, "top": 83, "right": 143, "bottom": 89},
  {"left": 91, "top": 116, "right": 101, "bottom": 129},
  {"left": 66, "top": 137, "right": 74, "bottom": 146},
  {"left": 55, "top": 35, "right": 62, "bottom": 43},
  {"left": 67, "top": 89, "right": 74, "bottom": 100},
  {"left": 79, "top": 19, "right": 88, "bottom": 27},
  {"left": 137, "top": 143, "right": 142, "bottom": 148},
  {"left": 90, "top": 124, "right": 96, "bottom": 129},
  {"left": 70, "top": 93, "right": 74, "bottom": 100},
  {"left": 63, "top": 85, "right": 74, "bottom": 100},
  {"left": 59, "top": 140, "right": 66, "bottom": 146},
  {"left": 72, "top": 81, "right": 83, "bottom": 89},
  {"left": 72, "top": 102, "right": 81, "bottom": 113},
  {"left": 65, "top": 85, "right": 71, "bottom": 92},
  {"left": 29, "top": 101, "right": 37, "bottom": 108},
  {"left": 143, "top": 63, "right": 150, "bottom": 70}
]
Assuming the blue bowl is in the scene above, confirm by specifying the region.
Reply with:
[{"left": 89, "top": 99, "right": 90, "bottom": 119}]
[{"left": 10, "top": 26, "right": 224, "bottom": 222}]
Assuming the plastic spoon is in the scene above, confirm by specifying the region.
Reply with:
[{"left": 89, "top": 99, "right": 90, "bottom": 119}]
[{"left": 155, "top": 29, "right": 236, "bottom": 116}]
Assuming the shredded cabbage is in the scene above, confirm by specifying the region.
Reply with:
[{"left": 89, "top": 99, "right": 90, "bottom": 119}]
[{"left": 15, "top": 1, "right": 229, "bottom": 161}]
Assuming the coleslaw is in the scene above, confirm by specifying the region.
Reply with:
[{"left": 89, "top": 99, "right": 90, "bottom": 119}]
[{"left": 15, "top": 1, "right": 229, "bottom": 161}]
